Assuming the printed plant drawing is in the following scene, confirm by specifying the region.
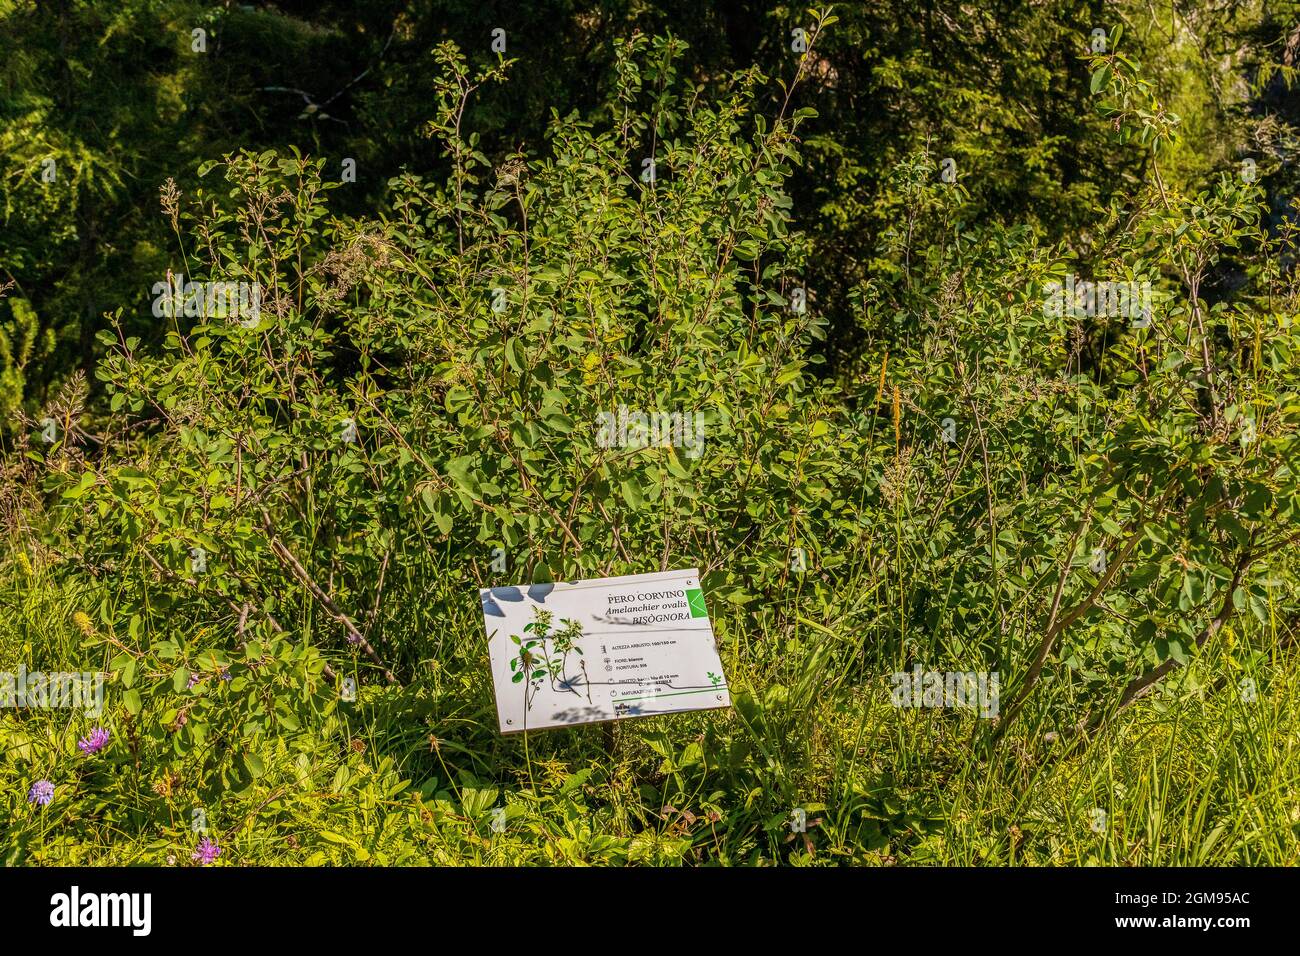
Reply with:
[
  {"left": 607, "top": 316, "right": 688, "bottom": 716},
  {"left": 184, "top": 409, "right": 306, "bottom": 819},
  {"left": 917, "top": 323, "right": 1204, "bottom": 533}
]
[{"left": 510, "top": 606, "right": 592, "bottom": 712}]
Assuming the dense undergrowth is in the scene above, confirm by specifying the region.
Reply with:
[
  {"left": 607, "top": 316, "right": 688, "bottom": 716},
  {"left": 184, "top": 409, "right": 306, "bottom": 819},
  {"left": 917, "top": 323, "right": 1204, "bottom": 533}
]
[
  {"left": 4, "top": 559, "right": 1297, "bottom": 865},
  {"left": 3, "top": 18, "right": 1299, "bottom": 865}
]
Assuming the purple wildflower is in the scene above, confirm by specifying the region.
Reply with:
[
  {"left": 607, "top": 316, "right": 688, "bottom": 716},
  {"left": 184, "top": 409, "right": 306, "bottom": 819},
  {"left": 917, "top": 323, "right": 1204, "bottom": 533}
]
[
  {"left": 77, "top": 727, "right": 110, "bottom": 755},
  {"left": 192, "top": 836, "right": 221, "bottom": 865},
  {"left": 27, "top": 780, "right": 54, "bottom": 807},
  {"left": 186, "top": 672, "right": 200, "bottom": 689}
]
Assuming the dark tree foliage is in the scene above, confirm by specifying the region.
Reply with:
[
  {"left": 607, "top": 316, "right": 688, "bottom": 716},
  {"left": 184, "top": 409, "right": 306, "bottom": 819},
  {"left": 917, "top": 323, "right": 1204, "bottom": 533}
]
[{"left": 7, "top": 0, "right": 1293, "bottom": 413}]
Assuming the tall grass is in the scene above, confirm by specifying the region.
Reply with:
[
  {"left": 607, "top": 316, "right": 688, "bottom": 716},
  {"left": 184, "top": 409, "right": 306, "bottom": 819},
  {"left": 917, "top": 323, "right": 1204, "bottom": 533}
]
[{"left": 2, "top": 535, "right": 1295, "bottom": 866}]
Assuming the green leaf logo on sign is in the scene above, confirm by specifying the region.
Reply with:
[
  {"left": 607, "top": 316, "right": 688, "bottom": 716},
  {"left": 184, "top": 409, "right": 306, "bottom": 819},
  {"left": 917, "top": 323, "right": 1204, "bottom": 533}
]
[{"left": 686, "top": 588, "right": 708, "bottom": 618}]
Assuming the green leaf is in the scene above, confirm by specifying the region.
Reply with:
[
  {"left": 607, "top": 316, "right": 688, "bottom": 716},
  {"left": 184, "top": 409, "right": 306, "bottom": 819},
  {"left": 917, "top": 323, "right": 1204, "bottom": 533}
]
[
  {"left": 116, "top": 468, "right": 151, "bottom": 487},
  {"left": 545, "top": 413, "right": 574, "bottom": 434},
  {"left": 422, "top": 488, "right": 454, "bottom": 535},
  {"left": 1143, "top": 523, "right": 1170, "bottom": 546},
  {"left": 621, "top": 477, "right": 645, "bottom": 509},
  {"left": 505, "top": 337, "right": 526, "bottom": 373},
  {"left": 460, "top": 786, "right": 499, "bottom": 816},
  {"left": 62, "top": 472, "right": 97, "bottom": 499},
  {"left": 318, "top": 830, "right": 356, "bottom": 847},
  {"left": 1090, "top": 64, "right": 1112, "bottom": 94}
]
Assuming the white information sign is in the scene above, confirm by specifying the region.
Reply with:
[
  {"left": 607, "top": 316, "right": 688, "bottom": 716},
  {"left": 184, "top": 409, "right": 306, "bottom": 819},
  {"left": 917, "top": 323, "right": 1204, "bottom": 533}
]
[{"left": 481, "top": 568, "right": 730, "bottom": 732}]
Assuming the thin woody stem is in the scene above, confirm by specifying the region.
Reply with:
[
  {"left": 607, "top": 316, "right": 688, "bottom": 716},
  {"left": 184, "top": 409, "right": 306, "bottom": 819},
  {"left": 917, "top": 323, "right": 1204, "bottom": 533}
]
[{"left": 260, "top": 507, "right": 399, "bottom": 684}]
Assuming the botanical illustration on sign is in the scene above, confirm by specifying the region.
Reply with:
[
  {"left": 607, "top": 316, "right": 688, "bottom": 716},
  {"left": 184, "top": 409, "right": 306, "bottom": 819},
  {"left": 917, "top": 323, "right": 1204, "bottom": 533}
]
[{"left": 509, "top": 606, "right": 592, "bottom": 714}]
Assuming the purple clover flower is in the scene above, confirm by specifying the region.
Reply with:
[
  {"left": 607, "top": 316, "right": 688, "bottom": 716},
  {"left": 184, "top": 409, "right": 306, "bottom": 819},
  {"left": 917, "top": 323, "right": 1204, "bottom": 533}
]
[
  {"left": 27, "top": 780, "right": 54, "bottom": 807},
  {"left": 78, "top": 727, "right": 110, "bottom": 755},
  {"left": 192, "top": 836, "right": 221, "bottom": 865}
]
